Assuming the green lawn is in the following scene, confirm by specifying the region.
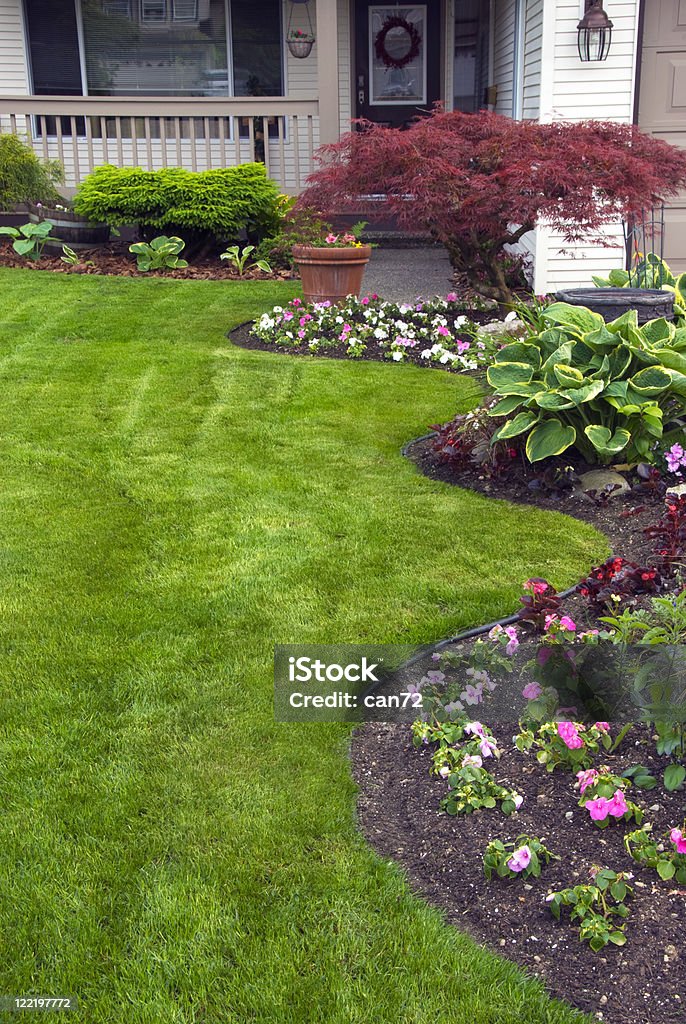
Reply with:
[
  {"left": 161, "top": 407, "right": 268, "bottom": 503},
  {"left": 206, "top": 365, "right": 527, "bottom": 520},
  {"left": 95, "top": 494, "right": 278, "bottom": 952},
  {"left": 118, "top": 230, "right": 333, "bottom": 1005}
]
[{"left": 0, "top": 269, "right": 606, "bottom": 1024}]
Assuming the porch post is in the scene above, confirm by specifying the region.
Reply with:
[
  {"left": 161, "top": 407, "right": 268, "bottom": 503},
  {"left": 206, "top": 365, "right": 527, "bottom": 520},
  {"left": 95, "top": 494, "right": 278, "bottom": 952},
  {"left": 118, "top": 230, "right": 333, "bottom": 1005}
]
[{"left": 315, "top": 0, "right": 341, "bottom": 144}]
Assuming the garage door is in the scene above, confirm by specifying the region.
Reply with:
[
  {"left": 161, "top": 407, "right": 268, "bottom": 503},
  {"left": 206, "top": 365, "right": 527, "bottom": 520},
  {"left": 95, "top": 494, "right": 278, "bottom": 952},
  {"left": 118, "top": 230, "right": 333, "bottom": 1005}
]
[{"left": 638, "top": 0, "right": 686, "bottom": 272}]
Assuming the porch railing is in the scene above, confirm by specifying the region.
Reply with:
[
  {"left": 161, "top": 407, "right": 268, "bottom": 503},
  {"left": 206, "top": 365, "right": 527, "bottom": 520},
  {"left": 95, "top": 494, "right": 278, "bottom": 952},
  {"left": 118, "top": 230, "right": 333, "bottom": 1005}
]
[{"left": 0, "top": 96, "right": 320, "bottom": 192}]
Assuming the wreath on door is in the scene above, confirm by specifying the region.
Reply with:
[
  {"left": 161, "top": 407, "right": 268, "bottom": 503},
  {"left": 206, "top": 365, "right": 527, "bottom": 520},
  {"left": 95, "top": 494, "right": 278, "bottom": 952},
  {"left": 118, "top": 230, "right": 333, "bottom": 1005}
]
[{"left": 374, "top": 15, "right": 421, "bottom": 70}]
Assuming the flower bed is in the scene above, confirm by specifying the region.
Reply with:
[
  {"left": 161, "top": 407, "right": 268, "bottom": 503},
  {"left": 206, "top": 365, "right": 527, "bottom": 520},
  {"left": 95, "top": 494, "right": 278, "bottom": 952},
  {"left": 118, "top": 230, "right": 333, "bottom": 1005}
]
[
  {"left": 249, "top": 294, "right": 504, "bottom": 371},
  {"left": 351, "top": 438, "right": 686, "bottom": 1024}
]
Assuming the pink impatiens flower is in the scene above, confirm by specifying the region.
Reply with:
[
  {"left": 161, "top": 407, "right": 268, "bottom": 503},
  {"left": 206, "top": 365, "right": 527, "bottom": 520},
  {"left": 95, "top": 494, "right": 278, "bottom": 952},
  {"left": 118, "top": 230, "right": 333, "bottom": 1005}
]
[
  {"left": 594, "top": 722, "right": 610, "bottom": 733},
  {"left": 503, "top": 625, "right": 519, "bottom": 655},
  {"left": 522, "top": 682, "right": 543, "bottom": 700},
  {"left": 464, "top": 721, "right": 486, "bottom": 738},
  {"left": 558, "top": 616, "right": 576, "bottom": 632},
  {"left": 670, "top": 828, "right": 686, "bottom": 854},
  {"left": 462, "top": 753, "right": 483, "bottom": 768},
  {"left": 478, "top": 735, "right": 498, "bottom": 758},
  {"left": 507, "top": 845, "right": 532, "bottom": 873},
  {"left": 576, "top": 768, "right": 599, "bottom": 795},
  {"left": 557, "top": 721, "right": 584, "bottom": 750},
  {"left": 586, "top": 797, "right": 610, "bottom": 822},
  {"left": 607, "top": 789, "right": 628, "bottom": 818}
]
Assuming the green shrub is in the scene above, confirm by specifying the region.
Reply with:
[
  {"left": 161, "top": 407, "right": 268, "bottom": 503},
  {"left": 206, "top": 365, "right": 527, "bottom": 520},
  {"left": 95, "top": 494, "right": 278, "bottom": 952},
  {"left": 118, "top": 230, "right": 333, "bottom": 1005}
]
[
  {"left": 73, "top": 164, "right": 282, "bottom": 254},
  {"left": 487, "top": 302, "right": 686, "bottom": 465},
  {"left": 0, "top": 134, "right": 63, "bottom": 210}
]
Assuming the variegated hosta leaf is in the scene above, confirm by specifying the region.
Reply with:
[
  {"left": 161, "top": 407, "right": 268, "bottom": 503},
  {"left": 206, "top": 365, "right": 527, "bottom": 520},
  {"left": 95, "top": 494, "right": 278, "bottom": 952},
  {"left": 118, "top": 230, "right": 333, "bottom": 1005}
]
[
  {"left": 584, "top": 425, "right": 631, "bottom": 456},
  {"left": 493, "top": 411, "right": 539, "bottom": 440},
  {"left": 525, "top": 419, "right": 577, "bottom": 463}
]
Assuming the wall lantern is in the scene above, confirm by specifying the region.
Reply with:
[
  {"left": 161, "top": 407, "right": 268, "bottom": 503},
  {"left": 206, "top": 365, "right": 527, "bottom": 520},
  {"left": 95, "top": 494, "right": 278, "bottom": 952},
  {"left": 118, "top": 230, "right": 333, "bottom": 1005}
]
[
  {"left": 287, "top": 0, "right": 315, "bottom": 59},
  {"left": 577, "top": 1, "right": 613, "bottom": 62}
]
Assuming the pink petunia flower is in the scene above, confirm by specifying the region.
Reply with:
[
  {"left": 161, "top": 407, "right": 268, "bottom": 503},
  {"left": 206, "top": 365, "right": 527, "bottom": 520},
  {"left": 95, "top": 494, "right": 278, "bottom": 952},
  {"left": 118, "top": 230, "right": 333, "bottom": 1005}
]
[
  {"left": 522, "top": 682, "right": 543, "bottom": 700},
  {"left": 507, "top": 845, "right": 532, "bottom": 873}
]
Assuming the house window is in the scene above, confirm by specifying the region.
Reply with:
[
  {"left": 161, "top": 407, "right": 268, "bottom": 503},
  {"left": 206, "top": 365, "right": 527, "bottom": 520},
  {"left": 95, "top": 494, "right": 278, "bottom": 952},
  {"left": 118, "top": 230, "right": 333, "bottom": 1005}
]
[
  {"left": 173, "top": 0, "right": 198, "bottom": 21},
  {"left": 23, "top": 0, "right": 284, "bottom": 98},
  {"left": 453, "top": 0, "right": 490, "bottom": 113},
  {"left": 230, "top": 0, "right": 283, "bottom": 97},
  {"left": 141, "top": 0, "right": 166, "bottom": 21}
]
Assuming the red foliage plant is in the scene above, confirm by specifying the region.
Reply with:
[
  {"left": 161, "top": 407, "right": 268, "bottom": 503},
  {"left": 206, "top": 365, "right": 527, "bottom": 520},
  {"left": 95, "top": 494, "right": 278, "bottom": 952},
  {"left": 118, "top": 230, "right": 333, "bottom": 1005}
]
[{"left": 297, "top": 109, "right": 686, "bottom": 304}]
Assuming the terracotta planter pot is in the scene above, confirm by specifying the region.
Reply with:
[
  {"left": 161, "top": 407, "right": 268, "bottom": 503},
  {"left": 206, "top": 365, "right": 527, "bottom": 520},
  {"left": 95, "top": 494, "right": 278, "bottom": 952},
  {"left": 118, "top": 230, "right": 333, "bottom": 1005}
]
[{"left": 292, "top": 244, "right": 373, "bottom": 305}]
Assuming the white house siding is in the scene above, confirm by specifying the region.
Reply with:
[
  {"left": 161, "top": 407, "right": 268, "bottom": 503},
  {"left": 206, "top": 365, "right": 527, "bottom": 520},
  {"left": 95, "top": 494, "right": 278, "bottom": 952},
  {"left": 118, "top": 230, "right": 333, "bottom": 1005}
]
[
  {"left": 0, "top": 0, "right": 29, "bottom": 136},
  {"left": 493, "top": 0, "right": 516, "bottom": 115},
  {"left": 533, "top": 0, "right": 641, "bottom": 294},
  {"left": 337, "top": 0, "right": 352, "bottom": 137},
  {"left": 522, "top": 0, "right": 543, "bottom": 119}
]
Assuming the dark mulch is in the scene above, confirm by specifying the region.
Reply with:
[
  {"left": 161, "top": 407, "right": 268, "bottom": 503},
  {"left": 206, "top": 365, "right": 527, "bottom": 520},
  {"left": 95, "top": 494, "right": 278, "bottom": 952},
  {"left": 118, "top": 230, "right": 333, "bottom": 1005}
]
[
  {"left": 350, "top": 435, "right": 686, "bottom": 1023},
  {"left": 351, "top": 722, "right": 686, "bottom": 1024},
  {"left": 0, "top": 241, "right": 293, "bottom": 281},
  {"left": 229, "top": 315, "right": 495, "bottom": 373}
]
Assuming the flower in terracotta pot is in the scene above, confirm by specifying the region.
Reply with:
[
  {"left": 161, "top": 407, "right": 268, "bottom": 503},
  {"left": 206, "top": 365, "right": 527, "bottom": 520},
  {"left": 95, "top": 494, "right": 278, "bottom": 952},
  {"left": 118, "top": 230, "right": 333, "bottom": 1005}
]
[{"left": 292, "top": 224, "right": 373, "bottom": 305}]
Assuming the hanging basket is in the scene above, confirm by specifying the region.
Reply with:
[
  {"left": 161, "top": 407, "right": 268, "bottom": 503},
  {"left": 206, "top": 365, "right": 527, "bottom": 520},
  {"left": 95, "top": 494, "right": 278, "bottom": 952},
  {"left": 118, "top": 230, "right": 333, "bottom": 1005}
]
[{"left": 287, "top": 37, "right": 314, "bottom": 58}]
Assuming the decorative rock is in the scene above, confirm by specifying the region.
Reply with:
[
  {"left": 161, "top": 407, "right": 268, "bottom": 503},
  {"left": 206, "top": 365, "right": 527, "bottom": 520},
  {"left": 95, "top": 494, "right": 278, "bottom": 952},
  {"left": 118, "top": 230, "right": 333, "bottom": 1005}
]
[
  {"left": 573, "top": 470, "right": 631, "bottom": 502},
  {"left": 477, "top": 318, "right": 528, "bottom": 339}
]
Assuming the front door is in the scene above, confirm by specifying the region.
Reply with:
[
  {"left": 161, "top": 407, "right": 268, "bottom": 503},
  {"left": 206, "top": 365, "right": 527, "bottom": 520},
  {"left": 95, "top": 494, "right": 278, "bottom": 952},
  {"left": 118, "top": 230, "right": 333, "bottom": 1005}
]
[
  {"left": 354, "top": 2, "right": 442, "bottom": 128},
  {"left": 638, "top": 0, "right": 686, "bottom": 272}
]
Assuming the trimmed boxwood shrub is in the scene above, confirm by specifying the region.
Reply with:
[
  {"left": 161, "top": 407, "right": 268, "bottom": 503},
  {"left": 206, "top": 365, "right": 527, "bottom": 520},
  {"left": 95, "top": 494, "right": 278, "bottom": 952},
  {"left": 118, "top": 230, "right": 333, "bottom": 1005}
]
[
  {"left": 73, "top": 163, "right": 282, "bottom": 255},
  {"left": 0, "top": 134, "right": 63, "bottom": 210}
]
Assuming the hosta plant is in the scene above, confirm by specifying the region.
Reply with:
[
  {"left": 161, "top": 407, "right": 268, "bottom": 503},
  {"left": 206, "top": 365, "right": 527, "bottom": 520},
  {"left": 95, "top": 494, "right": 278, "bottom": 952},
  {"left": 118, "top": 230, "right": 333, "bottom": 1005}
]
[
  {"left": 625, "top": 822, "right": 686, "bottom": 881},
  {"left": 129, "top": 235, "right": 188, "bottom": 272},
  {"left": 483, "top": 835, "right": 558, "bottom": 881},
  {"left": 547, "top": 868, "right": 633, "bottom": 951},
  {"left": 0, "top": 219, "right": 53, "bottom": 260},
  {"left": 487, "top": 303, "right": 686, "bottom": 464}
]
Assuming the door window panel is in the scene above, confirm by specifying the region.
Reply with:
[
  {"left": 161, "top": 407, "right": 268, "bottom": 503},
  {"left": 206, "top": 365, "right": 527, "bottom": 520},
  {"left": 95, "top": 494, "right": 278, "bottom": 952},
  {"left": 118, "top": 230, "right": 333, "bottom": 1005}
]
[{"left": 369, "top": 5, "right": 427, "bottom": 106}]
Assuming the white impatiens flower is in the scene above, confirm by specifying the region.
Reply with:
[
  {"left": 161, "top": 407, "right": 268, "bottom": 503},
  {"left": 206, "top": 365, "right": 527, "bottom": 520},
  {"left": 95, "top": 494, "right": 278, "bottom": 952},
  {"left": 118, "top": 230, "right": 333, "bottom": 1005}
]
[
  {"left": 456, "top": 315, "right": 469, "bottom": 326},
  {"left": 391, "top": 351, "right": 404, "bottom": 361},
  {"left": 420, "top": 349, "right": 432, "bottom": 359}
]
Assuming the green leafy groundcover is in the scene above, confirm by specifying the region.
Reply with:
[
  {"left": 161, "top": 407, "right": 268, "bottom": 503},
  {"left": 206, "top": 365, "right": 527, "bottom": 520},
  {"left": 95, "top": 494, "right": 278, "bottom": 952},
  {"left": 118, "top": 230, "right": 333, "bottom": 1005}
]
[{"left": 0, "top": 270, "right": 605, "bottom": 1023}]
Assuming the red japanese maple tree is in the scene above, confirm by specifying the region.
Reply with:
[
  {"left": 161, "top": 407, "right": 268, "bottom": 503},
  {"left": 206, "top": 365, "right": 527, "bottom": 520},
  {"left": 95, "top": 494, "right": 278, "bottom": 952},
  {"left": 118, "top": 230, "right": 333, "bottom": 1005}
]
[{"left": 297, "top": 109, "right": 686, "bottom": 304}]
